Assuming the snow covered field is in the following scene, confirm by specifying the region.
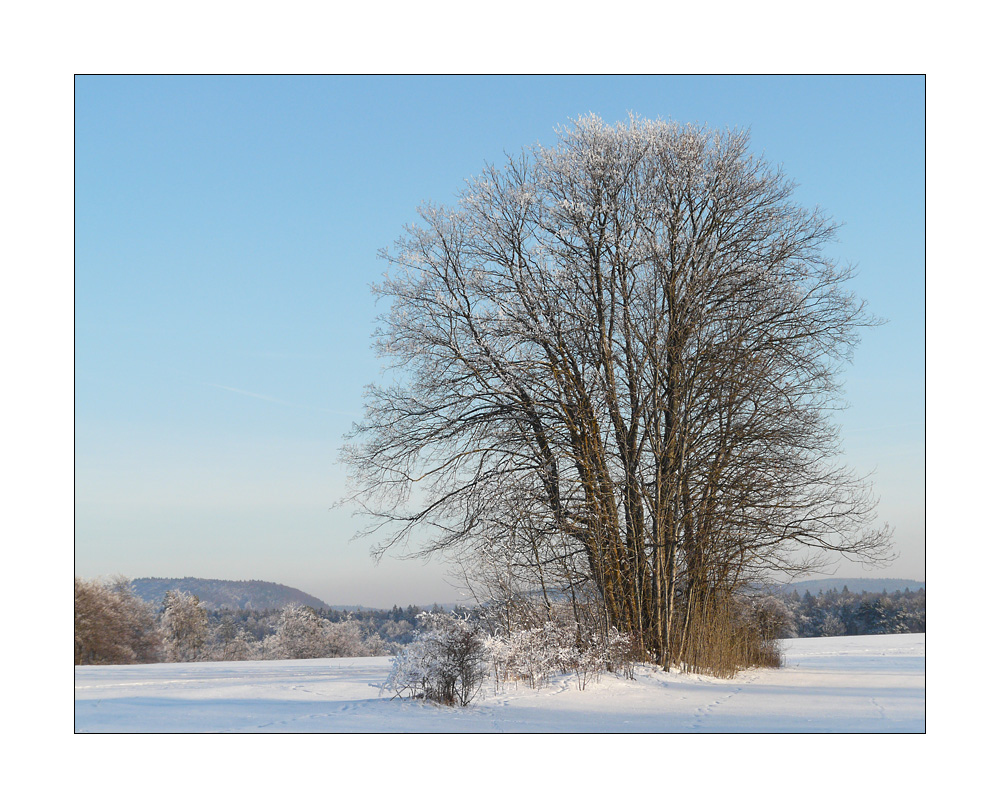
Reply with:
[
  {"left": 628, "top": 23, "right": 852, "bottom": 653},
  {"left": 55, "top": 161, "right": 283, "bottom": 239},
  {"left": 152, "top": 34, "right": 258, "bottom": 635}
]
[{"left": 75, "top": 633, "right": 924, "bottom": 733}]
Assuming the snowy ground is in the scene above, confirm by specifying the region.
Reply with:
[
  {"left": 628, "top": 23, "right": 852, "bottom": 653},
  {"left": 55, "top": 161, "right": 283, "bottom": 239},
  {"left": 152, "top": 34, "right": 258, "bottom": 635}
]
[{"left": 75, "top": 633, "right": 924, "bottom": 733}]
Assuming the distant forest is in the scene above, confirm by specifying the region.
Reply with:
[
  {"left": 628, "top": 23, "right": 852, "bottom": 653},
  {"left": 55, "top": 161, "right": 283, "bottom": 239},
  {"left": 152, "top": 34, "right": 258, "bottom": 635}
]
[
  {"left": 123, "top": 575, "right": 926, "bottom": 641},
  {"left": 777, "top": 586, "right": 925, "bottom": 638},
  {"left": 211, "top": 587, "right": 925, "bottom": 644},
  {"left": 210, "top": 603, "right": 449, "bottom": 646},
  {"left": 75, "top": 574, "right": 924, "bottom": 666}
]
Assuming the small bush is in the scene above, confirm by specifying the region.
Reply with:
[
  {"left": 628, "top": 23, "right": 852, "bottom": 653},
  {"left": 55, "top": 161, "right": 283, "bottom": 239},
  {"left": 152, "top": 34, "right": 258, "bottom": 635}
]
[
  {"left": 483, "top": 620, "right": 632, "bottom": 692},
  {"left": 383, "top": 612, "right": 488, "bottom": 706}
]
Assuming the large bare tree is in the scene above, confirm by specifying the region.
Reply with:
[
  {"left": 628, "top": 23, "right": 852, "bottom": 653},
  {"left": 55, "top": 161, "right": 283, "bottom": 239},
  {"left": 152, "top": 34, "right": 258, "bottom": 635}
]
[{"left": 342, "top": 114, "right": 893, "bottom": 667}]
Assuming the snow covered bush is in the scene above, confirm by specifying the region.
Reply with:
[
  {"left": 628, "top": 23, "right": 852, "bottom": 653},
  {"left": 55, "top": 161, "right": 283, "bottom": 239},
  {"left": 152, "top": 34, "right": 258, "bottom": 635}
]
[
  {"left": 381, "top": 601, "right": 639, "bottom": 704},
  {"left": 383, "top": 612, "right": 487, "bottom": 706},
  {"left": 266, "top": 605, "right": 330, "bottom": 659},
  {"left": 489, "top": 621, "right": 574, "bottom": 689},
  {"left": 602, "top": 626, "right": 635, "bottom": 680},
  {"left": 746, "top": 594, "right": 797, "bottom": 641},
  {"left": 209, "top": 614, "right": 260, "bottom": 661},
  {"left": 160, "top": 590, "right": 210, "bottom": 662},
  {"left": 820, "top": 614, "right": 847, "bottom": 637},
  {"left": 485, "top": 621, "right": 634, "bottom": 692},
  {"left": 262, "top": 605, "right": 385, "bottom": 659},
  {"left": 327, "top": 614, "right": 386, "bottom": 657}
]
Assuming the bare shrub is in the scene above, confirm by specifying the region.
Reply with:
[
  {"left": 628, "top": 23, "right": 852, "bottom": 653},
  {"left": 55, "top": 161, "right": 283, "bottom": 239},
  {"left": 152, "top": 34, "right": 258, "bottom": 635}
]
[
  {"left": 674, "top": 593, "right": 784, "bottom": 678},
  {"left": 75, "top": 576, "right": 161, "bottom": 665}
]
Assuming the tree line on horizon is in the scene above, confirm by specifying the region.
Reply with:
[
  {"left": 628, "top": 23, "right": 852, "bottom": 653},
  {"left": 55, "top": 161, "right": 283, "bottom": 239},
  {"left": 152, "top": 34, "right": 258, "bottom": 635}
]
[
  {"left": 75, "top": 574, "right": 924, "bottom": 668},
  {"left": 74, "top": 576, "right": 400, "bottom": 665},
  {"left": 778, "top": 586, "right": 925, "bottom": 638}
]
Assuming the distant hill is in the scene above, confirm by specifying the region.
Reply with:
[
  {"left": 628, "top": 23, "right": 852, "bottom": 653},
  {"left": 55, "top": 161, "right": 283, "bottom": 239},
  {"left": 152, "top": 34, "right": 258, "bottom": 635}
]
[
  {"left": 778, "top": 578, "right": 925, "bottom": 597},
  {"left": 130, "top": 577, "right": 330, "bottom": 612}
]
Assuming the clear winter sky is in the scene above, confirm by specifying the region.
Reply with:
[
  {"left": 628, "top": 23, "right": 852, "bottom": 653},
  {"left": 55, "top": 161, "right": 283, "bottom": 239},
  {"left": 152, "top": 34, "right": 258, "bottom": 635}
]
[{"left": 75, "top": 76, "right": 925, "bottom": 608}]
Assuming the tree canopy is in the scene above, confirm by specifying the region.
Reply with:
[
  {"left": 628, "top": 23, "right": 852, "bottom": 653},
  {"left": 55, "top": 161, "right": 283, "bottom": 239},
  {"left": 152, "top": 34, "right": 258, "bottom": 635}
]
[{"left": 343, "top": 114, "right": 893, "bottom": 668}]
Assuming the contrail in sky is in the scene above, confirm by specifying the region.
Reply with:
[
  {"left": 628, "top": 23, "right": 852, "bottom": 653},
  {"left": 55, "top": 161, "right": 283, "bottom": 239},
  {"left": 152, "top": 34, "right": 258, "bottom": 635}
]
[{"left": 205, "top": 383, "right": 357, "bottom": 417}]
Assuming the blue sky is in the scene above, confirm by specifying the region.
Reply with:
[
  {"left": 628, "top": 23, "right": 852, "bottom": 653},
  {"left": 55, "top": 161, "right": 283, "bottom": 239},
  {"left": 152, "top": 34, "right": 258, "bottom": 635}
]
[{"left": 75, "top": 76, "right": 925, "bottom": 607}]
